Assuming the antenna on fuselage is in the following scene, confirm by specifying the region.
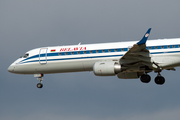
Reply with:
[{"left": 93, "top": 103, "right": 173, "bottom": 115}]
[{"left": 78, "top": 42, "right": 81, "bottom": 45}]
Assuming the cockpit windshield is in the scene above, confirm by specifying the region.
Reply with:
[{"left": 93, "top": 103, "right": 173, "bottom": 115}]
[{"left": 20, "top": 53, "right": 29, "bottom": 58}]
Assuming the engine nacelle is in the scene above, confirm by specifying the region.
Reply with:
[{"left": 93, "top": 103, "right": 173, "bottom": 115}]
[
  {"left": 117, "top": 72, "right": 139, "bottom": 79},
  {"left": 93, "top": 61, "right": 121, "bottom": 76}
]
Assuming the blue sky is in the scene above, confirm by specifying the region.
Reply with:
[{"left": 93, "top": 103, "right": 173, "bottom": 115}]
[{"left": 1, "top": 0, "right": 180, "bottom": 120}]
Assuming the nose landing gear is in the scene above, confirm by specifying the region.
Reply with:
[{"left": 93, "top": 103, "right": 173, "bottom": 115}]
[
  {"left": 34, "top": 74, "right": 44, "bottom": 88},
  {"left": 37, "top": 82, "right": 43, "bottom": 88}
]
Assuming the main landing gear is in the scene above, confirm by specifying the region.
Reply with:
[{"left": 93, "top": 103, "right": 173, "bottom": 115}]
[
  {"left": 154, "top": 73, "right": 165, "bottom": 85},
  {"left": 140, "top": 74, "right": 151, "bottom": 83},
  {"left": 34, "top": 74, "right": 44, "bottom": 88},
  {"left": 140, "top": 72, "right": 165, "bottom": 85}
]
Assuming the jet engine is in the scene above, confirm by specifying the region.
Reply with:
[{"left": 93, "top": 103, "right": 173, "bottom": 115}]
[{"left": 93, "top": 61, "right": 121, "bottom": 76}]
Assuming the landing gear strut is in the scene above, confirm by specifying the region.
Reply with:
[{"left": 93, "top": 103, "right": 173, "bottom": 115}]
[
  {"left": 154, "top": 73, "right": 165, "bottom": 85},
  {"left": 34, "top": 74, "right": 44, "bottom": 88}
]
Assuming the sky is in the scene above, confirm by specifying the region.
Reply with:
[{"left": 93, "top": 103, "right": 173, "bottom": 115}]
[{"left": 1, "top": 0, "right": 180, "bottom": 120}]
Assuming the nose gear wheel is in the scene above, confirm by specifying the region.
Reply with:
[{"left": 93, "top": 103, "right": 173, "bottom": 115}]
[
  {"left": 37, "top": 83, "right": 43, "bottom": 88},
  {"left": 34, "top": 74, "right": 44, "bottom": 88}
]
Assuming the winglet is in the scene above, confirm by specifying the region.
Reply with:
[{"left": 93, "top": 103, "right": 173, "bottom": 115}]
[{"left": 137, "top": 28, "right": 151, "bottom": 45}]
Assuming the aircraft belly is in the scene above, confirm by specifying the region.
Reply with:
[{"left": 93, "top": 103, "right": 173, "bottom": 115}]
[
  {"left": 14, "top": 57, "right": 118, "bottom": 74},
  {"left": 38, "top": 57, "right": 117, "bottom": 74}
]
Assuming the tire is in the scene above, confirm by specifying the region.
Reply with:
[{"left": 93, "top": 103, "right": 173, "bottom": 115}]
[
  {"left": 140, "top": 74, "right": 151, "bottom": 83},
  {"left": 154, "top": 76, "right": 165, "bottom": 85},
  {"left": 37, "top": 83, "right": 43, "bottom": 88}
]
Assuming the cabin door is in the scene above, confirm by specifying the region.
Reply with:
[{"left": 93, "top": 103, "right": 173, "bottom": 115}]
[{"left": 39, "top": 48, "right": 48, "bottom": 64}]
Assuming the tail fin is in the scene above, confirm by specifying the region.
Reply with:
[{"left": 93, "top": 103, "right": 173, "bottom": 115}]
[{"left": 137, "top": 28, "right": 151, "bottom": 45}]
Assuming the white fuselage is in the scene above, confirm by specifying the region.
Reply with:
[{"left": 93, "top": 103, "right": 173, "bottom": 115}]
[{"left": 8, "top": 38, "right": 180, "bottom": 74}]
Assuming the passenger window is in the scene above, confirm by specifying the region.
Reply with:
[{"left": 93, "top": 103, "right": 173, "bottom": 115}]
[
  {"left": 102, "top": 50, "right": 105, "bottom": 53},
  {"left": 71, "top": 52, "right": 74, "bottom": 55},
  {"left": 78, "top": 51, "right": 80, "bottom": 54},
  {"left": 108, "top": 49, "right": 111, "bottom": 52},
  {"left": 59, "top": 53, "right": 61, "bottom": 55},
  {"left": 121, "top": 48, "right": 124, "bottom": 51},
  {"left": 167, "top": 45, "right": 170, "bottom": 48},
  {"left": 155, "top": 46, "right": 157, "bottom": 49},
  {"left": 149, "top": 47, "right": 151, "bottom": 49},
  {"left": 173, "top": 45, "right": 175, "bottom": 48},
  {"left": 96, "top": 50, "right": 99, "bottom": 53},
  {"left": 115, "top": 49, "right": 117, "bottom": 52},
  {"left": 161, "top": 46, "right": 164, "bottom": 49},
  {"left": 65, "top": 52, "right": 68, "bottom": 55},
  {"left": 84, "top": 51, "right": 86, "bottom": 54},
  {"left": 90, "top": 51, "right": 92, "bottom": 54}
]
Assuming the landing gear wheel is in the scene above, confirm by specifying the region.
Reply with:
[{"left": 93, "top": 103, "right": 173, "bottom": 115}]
[
  {"left": 34, "top": 74, "right": 44, "bottom": 89},
  {"left": 140, "top": 74, "right": 151, "bottom": 83},
  {"left": 154, "top": 76, "right": 165, "bottom": 85},
  {"left": 37, "top": 83, "right": 43, "bottom": 88}
]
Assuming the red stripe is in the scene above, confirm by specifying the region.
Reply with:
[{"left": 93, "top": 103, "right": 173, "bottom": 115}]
[{"left": 51, "top": 49, "right": 56, "bottom": 52}]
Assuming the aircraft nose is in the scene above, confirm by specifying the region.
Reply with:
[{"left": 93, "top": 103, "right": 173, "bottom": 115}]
[{"left": 7, "top": 65, "right": 15, "bottom": 73}]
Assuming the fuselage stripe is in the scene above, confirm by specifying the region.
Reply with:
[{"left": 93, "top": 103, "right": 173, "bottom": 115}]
[{"left": 18, "top": 49, "right": 180, "bottom": 64}]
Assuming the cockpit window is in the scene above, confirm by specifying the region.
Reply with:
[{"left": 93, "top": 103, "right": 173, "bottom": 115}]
[
  {"left": 23, "top": 53, "right": 29, "bottom": 58},
  {"left": 20, "top": 53, "right": 29, "bottom": 58}
]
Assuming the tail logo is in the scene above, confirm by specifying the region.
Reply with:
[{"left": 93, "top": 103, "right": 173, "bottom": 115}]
[{"left": 145, "top": 33, "right": 149, "bottom": 37}]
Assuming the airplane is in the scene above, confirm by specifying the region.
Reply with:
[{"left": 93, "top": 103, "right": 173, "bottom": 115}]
[{"left": 8, "top": 28, "right": 180, "bottom": 88}]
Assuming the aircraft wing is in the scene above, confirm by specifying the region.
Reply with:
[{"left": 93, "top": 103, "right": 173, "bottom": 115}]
[{"left": 120, "top": 28, "right": 158, "bottom": 71}]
